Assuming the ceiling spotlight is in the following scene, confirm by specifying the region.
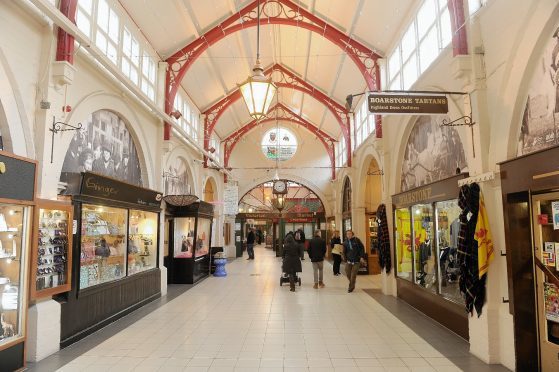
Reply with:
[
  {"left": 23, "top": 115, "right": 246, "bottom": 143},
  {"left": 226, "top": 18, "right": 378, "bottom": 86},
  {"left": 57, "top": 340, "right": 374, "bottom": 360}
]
[
  {"left": 345, "top": 94, "right": 354, "bottom": 112},
  {"left": 209, "top": 147, "right": 216, "bottom": 153}
]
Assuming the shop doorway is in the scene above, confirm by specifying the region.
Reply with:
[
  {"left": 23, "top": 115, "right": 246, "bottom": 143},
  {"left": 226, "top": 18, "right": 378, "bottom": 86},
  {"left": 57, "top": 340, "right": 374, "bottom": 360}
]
[
  {"left": 532, "top": 192, "right": 559, "bottom": 371},
  {"left": 364, "top": 158, "right": 382, "bottom": 274},
  {"left": 342, "top": 177, "right": 352, "bottom": 237}
]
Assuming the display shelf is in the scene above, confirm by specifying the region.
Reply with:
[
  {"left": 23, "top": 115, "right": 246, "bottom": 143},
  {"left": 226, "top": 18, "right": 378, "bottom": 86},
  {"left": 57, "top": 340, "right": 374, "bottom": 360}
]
[{"left": 30, "top": 200, "right": 73, "bottom": 299}]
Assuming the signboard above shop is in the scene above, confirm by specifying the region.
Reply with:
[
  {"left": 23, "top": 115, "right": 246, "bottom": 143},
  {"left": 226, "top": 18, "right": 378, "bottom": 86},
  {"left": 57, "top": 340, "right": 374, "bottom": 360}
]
[{"left": 368, "top": 93, "right": 448, "bottom": 115}]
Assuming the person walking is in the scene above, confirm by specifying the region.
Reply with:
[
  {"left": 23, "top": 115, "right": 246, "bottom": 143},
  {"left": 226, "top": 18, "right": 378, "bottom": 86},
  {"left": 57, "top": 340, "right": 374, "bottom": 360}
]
[
  {"left": 343, "top": 230, "right": 366, "bottom": 293},
  {"left": 308, "top": 230, "right": 327, "bottom": 289},
  {"left": 330, "top": 230, "right": 342, "bottom": 276},
  {"left": 246, "top": 227, "right": 255, "bottom": 260},
  {"left": 295, "top": 227, "right": 306, "bottom": 260},
  {"left": 282, "top": 234, "right": 303, "bottom": 292}
]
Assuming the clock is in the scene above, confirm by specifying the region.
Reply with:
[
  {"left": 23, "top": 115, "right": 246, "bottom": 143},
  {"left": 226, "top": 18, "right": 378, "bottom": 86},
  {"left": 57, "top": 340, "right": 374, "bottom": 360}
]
[{"left": 272, "top": 180, "right": 287, "bottom": 194}]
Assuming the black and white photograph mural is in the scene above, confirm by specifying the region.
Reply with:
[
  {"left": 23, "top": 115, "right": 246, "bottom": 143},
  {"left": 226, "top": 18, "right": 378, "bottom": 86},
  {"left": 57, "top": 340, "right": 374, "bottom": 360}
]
[
  {"left": 60, "top": 110, "right": 143, "bottom": 188},
  {"left": 400, "top": 115, "right": 467, "bottom": 192},
  {"left": 164, "top": 157, "right": 191, "bottom": 196},
  {"left": 519, "top": 27, "right": 559, "bottom": 155}
]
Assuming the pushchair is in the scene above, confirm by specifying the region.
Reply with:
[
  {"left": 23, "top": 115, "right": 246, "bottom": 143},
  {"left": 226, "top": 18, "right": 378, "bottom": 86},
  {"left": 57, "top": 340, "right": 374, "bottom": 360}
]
[{"left": 280, "top": 271, "right": 301, "bottom": 286}]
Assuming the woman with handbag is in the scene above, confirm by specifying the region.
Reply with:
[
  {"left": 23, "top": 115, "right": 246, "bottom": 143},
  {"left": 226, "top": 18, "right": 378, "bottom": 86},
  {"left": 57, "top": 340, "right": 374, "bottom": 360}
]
[{"left": 330, "top": 230, "right": 342, "bottom": 276}]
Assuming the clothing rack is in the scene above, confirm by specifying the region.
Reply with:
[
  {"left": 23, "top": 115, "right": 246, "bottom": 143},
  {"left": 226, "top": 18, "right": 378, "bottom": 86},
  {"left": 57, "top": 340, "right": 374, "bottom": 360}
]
[{"left": 457, "top": 171, "right": 498, "bottom": 187}]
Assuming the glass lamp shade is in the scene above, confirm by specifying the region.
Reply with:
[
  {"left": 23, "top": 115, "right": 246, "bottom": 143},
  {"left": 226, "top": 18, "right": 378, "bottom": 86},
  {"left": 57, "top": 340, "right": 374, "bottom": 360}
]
[
  {"left": 271, "top": 194, "right": 285, "bottom": 212},
  {"left": 239, "top": 63, "right": 277, "bottom": 121}
]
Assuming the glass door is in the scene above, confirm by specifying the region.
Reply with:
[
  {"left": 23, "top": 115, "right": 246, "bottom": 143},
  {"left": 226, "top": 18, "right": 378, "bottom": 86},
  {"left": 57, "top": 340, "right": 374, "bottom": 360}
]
[{"left": 532, "top": 192, "right": 559, "bottom": 372}]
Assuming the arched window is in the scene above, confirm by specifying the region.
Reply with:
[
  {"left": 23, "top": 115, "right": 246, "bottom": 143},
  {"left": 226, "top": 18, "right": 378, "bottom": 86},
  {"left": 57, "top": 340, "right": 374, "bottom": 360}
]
[
  {"left": 60, "top": 109, "right": 143, "bottom": 190},
  {"left": 261, "top": 127, "right": 297, "bottom": 161}
]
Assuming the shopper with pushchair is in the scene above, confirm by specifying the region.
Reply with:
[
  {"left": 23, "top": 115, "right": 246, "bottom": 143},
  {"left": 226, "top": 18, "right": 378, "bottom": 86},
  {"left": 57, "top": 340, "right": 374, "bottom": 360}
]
[{"left": 282, "top": 234, "right": 303, "bottom": 292}]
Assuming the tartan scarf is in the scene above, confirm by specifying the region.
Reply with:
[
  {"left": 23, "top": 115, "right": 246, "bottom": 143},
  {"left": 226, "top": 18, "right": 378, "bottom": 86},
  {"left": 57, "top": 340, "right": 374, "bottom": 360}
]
[
  {"left": 377, "top": 204, "right": 391, "bottom": 274},
  {"left": 457, "top": 183, "right": 487, "bottom": 317}
]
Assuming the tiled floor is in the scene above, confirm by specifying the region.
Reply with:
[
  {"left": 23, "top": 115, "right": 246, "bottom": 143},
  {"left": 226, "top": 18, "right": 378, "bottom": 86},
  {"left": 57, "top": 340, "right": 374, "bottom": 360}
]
[{"left": 29, "top": 245, "right": 509, "bottom": 372}]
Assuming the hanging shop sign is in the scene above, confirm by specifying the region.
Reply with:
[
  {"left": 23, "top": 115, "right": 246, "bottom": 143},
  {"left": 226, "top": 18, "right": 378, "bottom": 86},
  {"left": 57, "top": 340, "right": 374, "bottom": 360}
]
[
  {"left": 79, "top": 172, "right": 162, "bottom": 207},
  {"left": 223, "top": 185, "right": 239, "bottom": 215},
  {"left": 368, "top": 93, "right": 448, "bottom": 115}
]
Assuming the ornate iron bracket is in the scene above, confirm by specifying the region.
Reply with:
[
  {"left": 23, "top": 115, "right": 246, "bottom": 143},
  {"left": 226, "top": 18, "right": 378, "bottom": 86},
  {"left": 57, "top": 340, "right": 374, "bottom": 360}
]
[
  {"left": 440, "top": 115, "right": 475, "bottom": 127},
  {"left": 49, "top": 116, "right": 82, "bottom": 163},
  {"left": 367, "top": 169, "right": 384, "bottom": 176}
]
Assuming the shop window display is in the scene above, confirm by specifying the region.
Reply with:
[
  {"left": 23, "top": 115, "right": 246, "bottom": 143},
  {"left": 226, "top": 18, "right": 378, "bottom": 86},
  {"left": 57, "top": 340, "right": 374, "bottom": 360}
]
[
  {"left": 436, "top": 200, "right": 462, "bottom": 302},
  {"left": 128, "top": 210, "right": 157, "bottom": 275},
  {"left": 80, "top": 205, "right": 127, "bottom": 289},
  {"left": 395, "top": 208, "right": 413, "bottom": 281},
  {"left": 174, "top": 217, "right": 195, "bottom": 258},
  {"left": 195, "top": 219, "right": 211, "bottom": 257},
  {"left": 412, "top": 204, "right": 437, "bottom": 293},
  {"left": 0, "top": 205, "right": 27, "bottom": 346}
]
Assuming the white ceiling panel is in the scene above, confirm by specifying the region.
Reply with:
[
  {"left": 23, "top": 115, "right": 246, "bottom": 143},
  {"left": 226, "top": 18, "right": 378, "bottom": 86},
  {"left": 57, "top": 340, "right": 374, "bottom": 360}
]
[
  {"left": 353, "top": 0, "right": 416, "bottom": 54},
  {"left": 314, "top": 0, "right": 358, "bottom": 32}
]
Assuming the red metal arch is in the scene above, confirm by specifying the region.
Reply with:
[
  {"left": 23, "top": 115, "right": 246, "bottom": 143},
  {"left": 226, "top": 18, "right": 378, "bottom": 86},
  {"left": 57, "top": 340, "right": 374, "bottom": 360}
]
[
  {"left": 223, "top": 103, "right": 336, "bottom": 179},
  {"left": 203, "top": 63, "right": 351, "bottom": 165},
  {"left": 165, "top": 0, "right": 383, "bottom": 139}
]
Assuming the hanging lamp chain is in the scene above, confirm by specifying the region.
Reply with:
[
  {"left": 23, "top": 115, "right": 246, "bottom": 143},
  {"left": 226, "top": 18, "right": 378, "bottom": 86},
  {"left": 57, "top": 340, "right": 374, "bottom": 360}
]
[{"left": 256, "top": 0, "right": 261, "bottom": 61}]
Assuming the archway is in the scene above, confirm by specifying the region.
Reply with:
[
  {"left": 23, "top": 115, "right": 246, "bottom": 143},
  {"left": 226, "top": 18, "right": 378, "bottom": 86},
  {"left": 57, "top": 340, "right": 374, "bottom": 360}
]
[{"left": 203, "top": 177, "right": 217, "bottom": 203}]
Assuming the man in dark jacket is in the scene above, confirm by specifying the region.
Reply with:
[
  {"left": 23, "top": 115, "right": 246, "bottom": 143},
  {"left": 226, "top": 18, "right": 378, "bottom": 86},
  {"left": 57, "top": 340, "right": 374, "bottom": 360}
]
[
  {"left": 308, "top": 230, "right": 327, "bottom": 288},
  {"left": 246, "top": 227, "right": 255, "bottom": 260},
  {"left": 343, "top": 230, "right": 366, "bottom": 293},
  {"left": 283, "top": 234, "right": 303, "bottom": 291}
]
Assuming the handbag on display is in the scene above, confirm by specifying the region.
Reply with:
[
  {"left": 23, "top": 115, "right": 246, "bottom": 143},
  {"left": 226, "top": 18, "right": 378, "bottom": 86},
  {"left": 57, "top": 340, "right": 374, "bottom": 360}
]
[{"left": 95, "top": 238, "right": 111, "bottom": 257}]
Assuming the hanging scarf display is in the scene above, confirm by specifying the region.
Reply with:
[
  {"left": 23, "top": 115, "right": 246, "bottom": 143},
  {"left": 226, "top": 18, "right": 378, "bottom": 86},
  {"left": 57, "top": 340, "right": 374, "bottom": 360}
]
[
  {"left": 457, "top": 182, "right": 494, "bottom": 317},
  {"left": 376, "top": 204, "right": 391, "bottom": 273}
]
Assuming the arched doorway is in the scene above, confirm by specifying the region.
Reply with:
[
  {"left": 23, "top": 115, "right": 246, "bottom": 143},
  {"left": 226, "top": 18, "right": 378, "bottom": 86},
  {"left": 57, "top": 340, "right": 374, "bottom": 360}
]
[
  {"left": 203, "top": 178, "right": 216, "bottom": 202},
  {"left": 364, "top": 159, "right": 382, "bottom": 274},
  {"left": 238, "top": 180, "right": 326, "bottom": 256}
]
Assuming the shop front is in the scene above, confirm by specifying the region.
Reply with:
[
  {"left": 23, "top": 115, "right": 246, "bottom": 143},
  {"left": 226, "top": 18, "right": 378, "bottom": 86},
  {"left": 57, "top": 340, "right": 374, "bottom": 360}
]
[
  {"left": 165, "top": 201, "right": 213, "bottom": 284},
  {"left": 57, "top": 172, "right": 162, "bottom": 347},
  {"left": 392, "top": 174, "right": 468, "bottom": 339},
  {"left": 0, "top": 151, "right": 37, "bottom": 370},
  {"left": 500, "top": 145, "right": 559, "bottom": 371}
]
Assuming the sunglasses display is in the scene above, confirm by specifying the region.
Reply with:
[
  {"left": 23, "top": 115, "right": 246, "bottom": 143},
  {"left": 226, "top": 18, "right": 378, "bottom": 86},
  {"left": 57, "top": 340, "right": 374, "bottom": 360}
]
[{"left": 35, "top": 207, "right": 70, "bottom": 293}]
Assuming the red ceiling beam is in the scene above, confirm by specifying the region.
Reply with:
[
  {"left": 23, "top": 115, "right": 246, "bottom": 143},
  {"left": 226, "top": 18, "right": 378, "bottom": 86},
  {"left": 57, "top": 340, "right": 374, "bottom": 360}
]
[
  {"left": 448, "top": 0, "right": 468, "bottom": 56},
  {"left": 165, "top": 0, "right": 383, "bottom": 142},
  {"left": 223, "top": 103, "right": 336, "bottom": 180},
  {"left": 203, "top": 63, "right": 351, "bottom": 167},
  {"left": 56, "top": 0, "right": 78, "bottom": 63}
]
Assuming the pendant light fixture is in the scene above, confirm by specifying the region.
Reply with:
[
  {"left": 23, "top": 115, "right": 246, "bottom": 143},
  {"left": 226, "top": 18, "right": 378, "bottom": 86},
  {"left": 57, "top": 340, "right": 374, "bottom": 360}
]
[{"left": 238, "top": 0, "right": 277, "bottom": 120}]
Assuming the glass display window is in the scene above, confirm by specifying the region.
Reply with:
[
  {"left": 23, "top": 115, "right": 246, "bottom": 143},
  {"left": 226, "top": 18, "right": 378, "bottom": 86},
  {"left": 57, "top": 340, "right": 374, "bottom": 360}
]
[
  {"left": 0, "top": 205, "right": 29, "bottom": 347},
  {"left": 395, "top": 208, "right": 413, "bottom": 281},
  {"left": 80, "top": 205, "right": 127, "bottom": 289},
  {"left": 174, "top": 218, "right": 195, "bottom": 258},
  {"left": 412, "top": 204, "right": 437, "bottom": 293},
  {"left": 128, "top": 210, "right": 158, "bottom": 275},
  {"left": 32, "top": 202, "right": 73, "bottom": 298},
  {"left": 195, "top": 218, "right": 211, "bottom": 257},
  {"left": 435, "top": 200, "right": 462, "bottom": 303}
]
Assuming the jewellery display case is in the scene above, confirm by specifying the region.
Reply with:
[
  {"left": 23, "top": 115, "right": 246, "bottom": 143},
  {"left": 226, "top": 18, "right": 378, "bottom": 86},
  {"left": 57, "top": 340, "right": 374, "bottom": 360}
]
[
  {"left": 57, "top": 172, "right": 162, "bottom": 347},
  {"left": 392, "top": 174, "right": 469, "bottom": 340},
  {"left": 0, "top": 151, "right": 37, "bottom": 371},
  {"left": 166, "top": 201, "right": 214, "bottom": 284},
  {"left": 30, "top": 199, "right": 73, "bottom": 299}
]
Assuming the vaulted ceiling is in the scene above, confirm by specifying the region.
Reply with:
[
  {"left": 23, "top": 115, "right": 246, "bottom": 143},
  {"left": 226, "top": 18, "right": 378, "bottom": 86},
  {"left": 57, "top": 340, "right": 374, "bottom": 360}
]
[{"left": 120, "top": 0, "right": 416, "bottom": 145}]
